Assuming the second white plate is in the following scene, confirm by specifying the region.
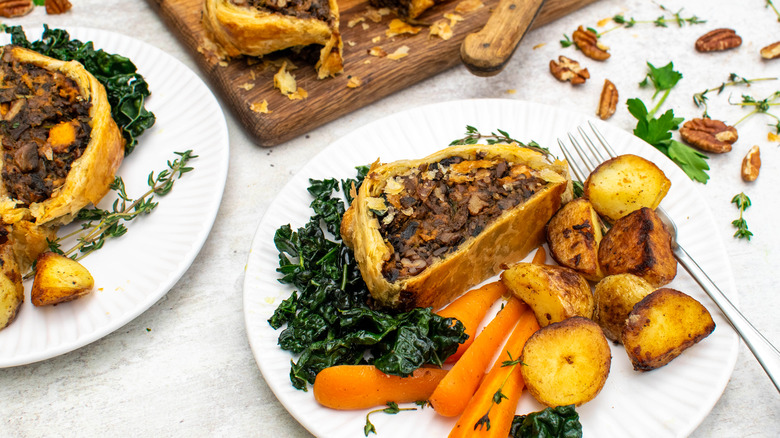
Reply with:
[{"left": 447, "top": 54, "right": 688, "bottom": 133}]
[{"left": 244, "top": 98, "right": 738, "bottom": 438}]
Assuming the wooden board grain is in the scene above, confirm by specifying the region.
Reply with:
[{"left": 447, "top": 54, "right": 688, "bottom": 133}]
[{"left": 147, "top": 0, "right": 598, "bottom": 146}]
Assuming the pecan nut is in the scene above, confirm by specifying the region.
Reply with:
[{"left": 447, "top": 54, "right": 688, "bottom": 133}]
[
  {"left": 741, "top": 145, "right": 761, "bottom": 181},
  {"left": 760, "top": 41, "right": 780, "bottom": 60},
  {"left": 695, "top": 28, "right": 742, "bottom": 52},
  {"left": 0, "top": 0, "right": 33, "bottom": 17},
  {"left": 572, "top": 26, "right": 610, "bottom": 61},
  {"left": 597, "top": 79, "right": 618, "bottom": 120},
  {"left": 679, "top": 118, "right": 738, "bottom": 153},
  {"left": 549, "top": 56, "right": 590, "bottom": 85},
  {"left": 45, "top": 0, "right": 71, "bottom": 14}
]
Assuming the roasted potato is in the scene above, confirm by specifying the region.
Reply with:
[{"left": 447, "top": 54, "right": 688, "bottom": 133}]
[
  {"left": 593, "top": 273, "right": 654, "bottom": 342},
  {"left": 0, "top": 226, "right": 24, "bottom": 330},
  {"left": 622, "top": 288, "right": 715, "bottom": 371},
  {"left": 584, "top": 154, "right": 671, "bottom": 223},
  {"left": 520, "top": 316, "right": 611, "bottom": 407},
  {"left": 501, "top": 262, "right": 593, "bottom": 327},
  {"left": 546, "top": 198, "right": 605, "bottom": 281},
  {"left": 31, "top": 252, "right": 94, "bottom": 306},
  {"left": 598, "top": 207, "right": 677, "bottom": 288}
]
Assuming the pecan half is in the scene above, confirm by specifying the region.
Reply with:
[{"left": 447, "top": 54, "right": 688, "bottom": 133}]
[
  {"left": 0, "top": 0, "right": 33, "bottom": 17},
  {"left": 741, "top": 145, "right": 761, "bottom": 181},
  {"left": 45, "top": 0, "right": 71, "bottom": 14},
  {"left": 679, "top": 118, "right": 738, "bottom": 153},
  {"left": 695, "top": 28, "right": 742, "bottom": 52},
  {"left": 572, "top": 26, "right": 610, "bottom": 61},
  {"left": 549, "top": 56, "right": 589, "bottom": 85},
  {"left": 760, "top": 41, "right": 780, "bottom": 60},
  {"left": 597, "top": 79, "right": 618, "bottom": 120}
]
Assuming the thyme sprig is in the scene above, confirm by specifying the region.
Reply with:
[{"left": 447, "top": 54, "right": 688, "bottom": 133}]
[
  {"left": 449, "top": 125, "right": 550, "bottom": 157},
  {"left": 49, "top": 150, "right": 197, "bottom": 261},
  {"left": 767, "top": 0, "right": 780, "bottom": 22},
  {"left": 473, "top": 352, "right": 524, "bottom": 432},
  {"left": 364, "top": 402, "right": 418, "bottom": 436},
  {"left": 730, "top": 91, "right": 780, "bottom": 132},
  {"left": 613, "top": 4, "right": 705, "bottom": 29},
  {"left": 731, "top": 193, "right": 753, "bottom": 240},
  {"left": 693, "top": 74, "right": 777, "bottom": 118}
]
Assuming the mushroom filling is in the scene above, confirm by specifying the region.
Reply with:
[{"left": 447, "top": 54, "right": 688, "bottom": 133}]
[
  {"left": 0, "top": 50, "right": 92, "bottom": 206},
  {"left": 232, "top": 0, "right": 332, "bottom": 23},
  {"left": 371, "top": 153, "right": 548, "bottom": 283}
]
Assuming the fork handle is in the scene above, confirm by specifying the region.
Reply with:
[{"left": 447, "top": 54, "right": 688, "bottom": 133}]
[{"left": 674, "top": 244, "right": 780, "bottom": 393}]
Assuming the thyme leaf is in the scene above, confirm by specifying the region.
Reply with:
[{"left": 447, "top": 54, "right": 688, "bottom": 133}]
[
  {"left": 449, "top": 125, "right": 551, "bottom": 157},
  {"left": 767, "top": 0, "right": 780, "bottom": 22},
  {"left": 613, "top": 4, "right": 705, "bottom": 29},
  {"left": 693, "top": 74, "right": 777, "bottom": 118},
  {"left": 364, "top": 402, "right": 417, "bottom": 436},
  {"left": 731, "top": 91, "right": 780, "bottom": 129},
  {"left": 731, "top": 193, "right": 753, "bottom": 240}
]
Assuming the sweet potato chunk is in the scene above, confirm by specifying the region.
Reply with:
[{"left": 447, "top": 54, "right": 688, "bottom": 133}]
[
  {"left": 31, "top": 252, "right": 94, "bottom": 306},
  {"left": 521, "top": 316, "right": 611, "bottom": 407},
  {"left": 622, "top": 288, "right": 715, "bottom": 371},
  {"left": 584, "top": 154, "right": 671, "bottom": 223},
  {"left": 598, "top": 207, "right": 677, "bottom": 288},
  {"left": 593, "top": 273, "right": 654, "bottom": 342},
  {"left": 546, "top": 198, "right": 604, "bottom": 281},
  {"left": 501, "top": 262, "right": 593, "bottom": 327}
]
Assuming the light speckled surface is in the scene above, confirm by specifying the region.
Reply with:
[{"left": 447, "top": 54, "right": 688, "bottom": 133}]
[{"left": 1, "top": 0, "right": 778, "bottom": 437}]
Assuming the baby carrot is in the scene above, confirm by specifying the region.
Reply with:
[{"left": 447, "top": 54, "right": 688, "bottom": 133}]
[
  {"left": 429, "top": 297, "right": 527, "bottom": 417},
  {"left": 312, "top": 365, "right": 447, "bottom": 410},
  {"left": 449, "top": 309, "right": 540, "bottom": 438},
  {"left": 436, "top": 281, "right": 507, "bottom": 363}
]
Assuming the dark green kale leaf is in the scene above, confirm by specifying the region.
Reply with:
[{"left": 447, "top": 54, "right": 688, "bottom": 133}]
[
  {"left": 271, "top": 168, "right": 467, "bottom": 391},
  {"left": 4, "top": 25, "right": 156, "bottom": 155},
  {"left": 510, "top": 405, "right": 583, "bottom": 438}
]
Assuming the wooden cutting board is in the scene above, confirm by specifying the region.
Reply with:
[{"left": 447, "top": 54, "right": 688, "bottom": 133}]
[{"left": 147, "top": 0, "right": 598, "bottom": 146}]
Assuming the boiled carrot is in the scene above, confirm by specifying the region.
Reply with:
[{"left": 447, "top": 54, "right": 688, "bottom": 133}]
[
  {"left": 531, "top": 245, "right": 547, "bottom": 265},
  {"left": 312, "top": 365, "right": 447, "bottom": 410},
  {"left": 429, "top": 297, "right": 527, "bottom": 417},
  {"left": 449, "top": 309, "right": 540, "bottom": 437},
  {"left": 436, "top": 281, "right": 507, "bottom": 363}
]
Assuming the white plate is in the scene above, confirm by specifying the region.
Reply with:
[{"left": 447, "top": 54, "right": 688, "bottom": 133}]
[
  {"left": 243, "top": 99, "right": 738, "bottom": 438},
  {"left": 0, "top": 27, "right": 229, "bottom": 367}
]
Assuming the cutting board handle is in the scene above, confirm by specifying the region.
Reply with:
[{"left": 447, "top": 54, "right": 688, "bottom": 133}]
[{"left": 460, "top": 0, "right": 547, "bottom": 76}]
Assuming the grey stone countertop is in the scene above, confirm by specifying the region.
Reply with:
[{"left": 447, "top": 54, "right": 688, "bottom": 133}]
[{"left": 1, "top": 0, "right": 778, "bottom": 437}]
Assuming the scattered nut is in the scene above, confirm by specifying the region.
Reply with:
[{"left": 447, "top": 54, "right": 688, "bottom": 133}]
[
  {"left": 45, "top": 0, "right": 71, "bottom": 14},
  {"left": 572, "top": 26, "right": 610, "bottom": 61},
  {"left": 549, "top": 56, "right": 590, "bottom": 85},
  {"left": 0, "top": 0, "right": 33, "bottom": 17},
  {"left": 679, "top": 118, "right": 738, "bottom": 153},
  {"left": 695, "top": 28, "right": 742, "bottom": 52},
  {"left": 597, "top": 79, "right": 618, "bottom": 120},
  {"left": 760, "top": 41, "right": 780, "bottom": 60},
  {"left": 741, "top": 145, "right": 761, "bottom": 182}
]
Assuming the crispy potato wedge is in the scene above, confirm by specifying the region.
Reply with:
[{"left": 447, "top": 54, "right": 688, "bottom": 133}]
[
  {"left": 622, "top": 288, "right": 715, "bottom": 371},
  {"left": 0, "top": 226, "right": 24, "bottom": 330},
  {"left": 593, "top": 273, "right": 654, "bottom": 342},
  {"left": 546, "top": 198, "right": 605, "bottom": 281},
  {"left": 520, "top": 316, "right": 611, "bottom": 407},
  {"left": 598, "top": 207, "right": 677, "bottom": 288},
  {"left": 31, "top": 252, "right": 94, "bottom": 306},
  {"left": 584, "top": 154, "right": 671, "bottom": 223},
  {"left": 501, "top": 262, "right": 593, "bottom": 327}
]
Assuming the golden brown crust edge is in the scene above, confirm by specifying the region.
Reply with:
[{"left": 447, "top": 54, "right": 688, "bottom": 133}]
[
  {"left": 342, "top": 144, "right": 570, "bottom": 311},
  {"left": 1, "top": 46, "right": 125, "bottom": 226}
]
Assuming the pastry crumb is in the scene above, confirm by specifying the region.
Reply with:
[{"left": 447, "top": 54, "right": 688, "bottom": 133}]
[
  {"left": 368, "top": 46, "right": 388, "bottom": 57},
  {"left": 533, "top": 42, "right": 546, "bottom": 50},
  {"left": 769, "top": 132, "right": 780, "bottom": 142},
  {"left": 250, "top": 100, "right": 271, "bottom": 113},
  {"left": 429, "top": 20, "right": 453, "bottom": 40},
  {"left": 387, "top": 45, "right": 410, "bottom": 60},
  {"left": 455, "top": 0, "right": 484, "bottom": 14},
  {"left": 238, "top": 82, "right": 255, "bottom": 91},
  {"left": 347, "top": 75, "right": 362, "bottom": 88},
  {"left": 386, "top": 19, "right": 422, "bottom": 37},
  {"left": 348, "top": 17, "right": 366, "bottom": 27}
]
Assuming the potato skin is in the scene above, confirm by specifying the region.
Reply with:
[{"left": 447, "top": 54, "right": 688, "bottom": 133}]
[
  {"left": 584, "top": 154, "right": 671, "bottom": 223},
  {"left": 546, "top": 198, "right": 604, "bottom": 281},
  {"left": 593, "top": 273, "right": 654, "bottom": 342},
  {"left": 31, "top": 252, "right": 95, "bottom": 306},
  {"left": 501, "top": 262, "right": 593, "bottom": 327},
  {"left": 622, "top": 288, "right": 715, "bottom": 371},
  {"left": 520, "top": 316, "right": 611, "bottom": 407},
  {"left": 0, "top": 226, "right": 24, "bottom": 330},
  {"left": 598, "top": 207, "right": 677, "bottom": 288}
]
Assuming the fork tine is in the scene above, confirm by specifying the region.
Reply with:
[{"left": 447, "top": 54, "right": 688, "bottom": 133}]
[
  {"left": 558, "top": 139, "right": 587, "bottom": 182},
  {"left": 577, "top": 126, "right": 608, "bottom": 164},
  {"left": 588, "top": 121, "right": 618, "bottom": 159},
  {"left": 567, "top": 132, "right": 598, "bottom": 173}
]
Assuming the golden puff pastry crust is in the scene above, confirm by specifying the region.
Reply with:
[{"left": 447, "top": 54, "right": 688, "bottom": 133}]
[
  {"left": 202, "top": 0, "right": 343, "bottom": 79},
  {"left": 341, "top": 144, "right": 571, "bottom": 311},
  {"left": 0, "top": 46, "right": 125, "bottom": 226}
]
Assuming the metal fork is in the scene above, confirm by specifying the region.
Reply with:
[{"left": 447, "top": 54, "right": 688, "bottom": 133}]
[{"left": 559, "top": 122, "right": 780, "bottom": 393}]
